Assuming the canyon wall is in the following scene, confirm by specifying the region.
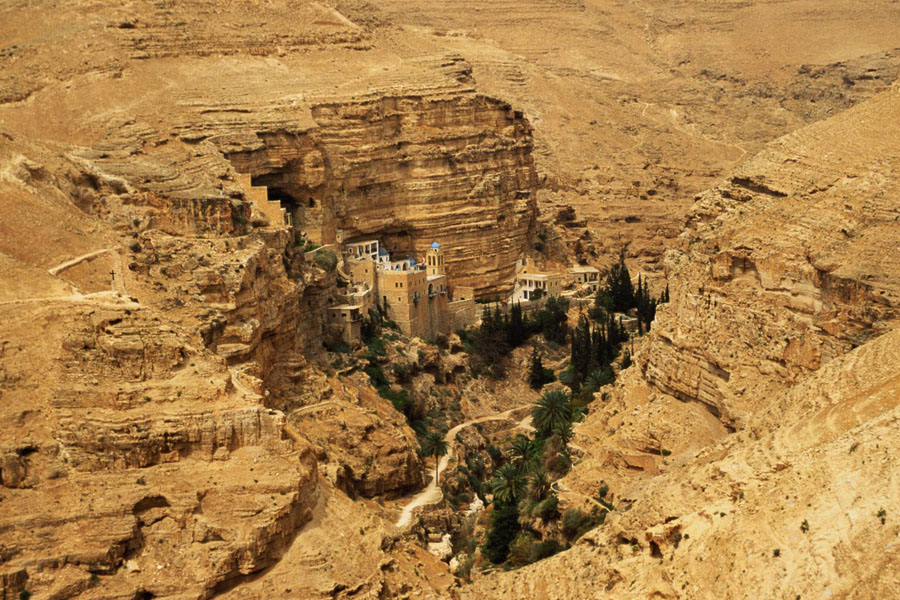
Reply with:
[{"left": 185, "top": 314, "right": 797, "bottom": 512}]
[
  {"left": 639, "top": 84, "right": 900, "bottom": 428},
  {"left": 225, "top": 92, "right": 538, "bottom": 298},
  {"left": 460, "top": 82, "right": 900, "bottom": 600}
]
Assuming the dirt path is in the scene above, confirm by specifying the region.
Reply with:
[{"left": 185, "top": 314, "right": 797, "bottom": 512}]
[
  {"left": 47, "top": 249, "right": 114, "bottom": 276},
  {"left": 0, "top": 290, "right": 139, "bottom": 309},
  {"left": 229, "top": 369, "right": 261, "bottom": 399},
  {"left": 47, "top": 248, "right": 129, "bottom": 296},
  {"left": 550, "top": 479, "right": 611, "bottom": 512},
  {"left": 394, "top": 406, "right": 533, "bottom": 530}
]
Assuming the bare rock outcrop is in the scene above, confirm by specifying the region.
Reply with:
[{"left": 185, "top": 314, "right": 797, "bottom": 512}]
[{"left": 639, "top": 85, "right": 900, "bottom": 428}]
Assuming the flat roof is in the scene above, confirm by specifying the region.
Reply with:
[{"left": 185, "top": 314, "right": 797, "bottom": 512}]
[
  {"left": 345, "top": 239, "right": 379, "bottom": 245},
  {"left": 517, "top": 272, "right": 563, "bottom": 280},
  {"left": 571, "top": 265, "right": 600, "bottom": 273},
  {"left": 426, "top": 274, "right": 446, "bottom": 281},
  {"left": 328, "top": 304, "right": 362, "bottom": 311}
]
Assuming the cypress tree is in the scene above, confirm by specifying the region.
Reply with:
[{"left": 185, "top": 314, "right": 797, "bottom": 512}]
[
  {"left": 508, "top": 302, "right": 526, "bottom": 347},
  {"left": 528, "top": 347, "right": 545, "bottom": 389},
  {"left": 605, "top": 250, "right": 635, "bottom": 313},
  {"left": 571, "top": 315, "right": 592, "bottom": 382}
]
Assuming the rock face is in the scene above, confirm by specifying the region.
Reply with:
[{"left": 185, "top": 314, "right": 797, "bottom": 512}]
[
  {"left": 460, "top": 84, "right": 900, "bottom": 600},
  {"left": 373, "top": 0, "right": 900, "bottom": 273},
  {"left": 0, "top": 288, "right": 320, "bottom": 598},
  {"left": 463, "top": 330, "right": 900, "bottom": 600},
  {"left": 3, "top": 1, "right": 900, "bottom": 599},
  {"left": 225, "top": 92, "right": 537, "bottom": 298},
  {"left": 640, "top": 84, "right": 900, "bottom": 428},
  {"left": 0, "top": 2, "right": 504, "bottom": 594}
]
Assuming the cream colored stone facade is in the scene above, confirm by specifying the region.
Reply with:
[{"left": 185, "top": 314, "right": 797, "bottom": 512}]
[{"left": 338, "top": 240, "right": 473, "bottom": 340}]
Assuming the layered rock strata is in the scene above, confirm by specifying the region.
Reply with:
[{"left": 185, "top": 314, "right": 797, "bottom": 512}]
[
  {"left": 639, "top": 85, "right": 900, "bottom": 428},
  {"left": 224, "top": 92, "right": 537, "bottom": 297}
]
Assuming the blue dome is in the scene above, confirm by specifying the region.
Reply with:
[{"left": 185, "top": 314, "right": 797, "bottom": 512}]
[{"left": 430, "top": 242, "right": 441, "bottom": 249}]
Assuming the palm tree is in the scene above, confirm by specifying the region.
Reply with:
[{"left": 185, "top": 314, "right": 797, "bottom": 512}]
[
  {"left": 528, "top": 465, "right": 551, "bottom": 501},
  {"left": 491, "top": 463, "right": 526, "bottom": 505},
  {"left": 420, "top": 431, "right": 449, "bottom": 486},
  {"left": 508, "top": 434, "right": 539, "bottom": 472},
  {"left": 553, "top": 419, "right": 574, "bottom": 447},
  {"left": 533, "top": 390, "right": 573, "bottom": 438}
]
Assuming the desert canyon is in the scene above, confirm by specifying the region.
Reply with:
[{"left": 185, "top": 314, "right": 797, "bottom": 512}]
[{"left": 1, "top": 1, "right": 899, "bottom": 599}]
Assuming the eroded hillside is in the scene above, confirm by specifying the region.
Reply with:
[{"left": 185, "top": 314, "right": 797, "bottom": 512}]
[
  {"left": 461, "top": 81, "right": 900, "bottom": 600},
  {"left": 1, "top": 1, "right": 899, "bottom": 599}
]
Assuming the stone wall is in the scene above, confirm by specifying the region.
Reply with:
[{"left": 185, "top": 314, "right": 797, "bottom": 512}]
[{"left": 448, "top": 298, "right": 477, "bottom": 332}]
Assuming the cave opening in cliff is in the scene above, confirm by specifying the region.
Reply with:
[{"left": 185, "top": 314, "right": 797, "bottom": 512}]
[{"left": 247, "top": 173, "right": 326, "bottom": 242}]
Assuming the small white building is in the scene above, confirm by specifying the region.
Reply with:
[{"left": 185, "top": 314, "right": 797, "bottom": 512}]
[
  {"left": 513, "top": 271, "right": 564, "bottom": 303},
  {"left": 345, "top": 240, "right": 389, "bottom": 265}
]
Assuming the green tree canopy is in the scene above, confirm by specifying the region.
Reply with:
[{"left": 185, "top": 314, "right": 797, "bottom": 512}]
[
  {"left": 491, "top": 463, "right": 527, "bottom": 505},
  {"left": 533, "top": 389, "right": 573, "bottom": 439}
]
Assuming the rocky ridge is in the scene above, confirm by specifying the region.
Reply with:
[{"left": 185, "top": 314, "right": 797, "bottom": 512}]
[{"left": 460, "top": 81, "right": 900, "bottom": 600}]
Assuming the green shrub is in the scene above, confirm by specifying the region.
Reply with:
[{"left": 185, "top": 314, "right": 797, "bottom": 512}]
[
  {"left": 314, "top": 249, "right": 338, "bottom": 272},
  {"left": 561, "top": 508, "right": 601, "bottom": 543},
  {"left": 532, "top": 539, "right": 564, "bottom": 561},
  {"left": 534, "top": 495, "right": 560, "bottom": 521},
  {"left": 508, "top": 533, "right": 565, "bottom": 567},
  {"left": 364, "top": 365, "right": 389, "bottom": 387},
  {"left": 392, "top": 363, "right": 412, "bottom": 383},
  {"left": 325, "top": 341, "right": 349, "bottom": 354},
  {"left": 486, "top": 444, "right": 504, "bottom": 465},
  {"left": 366, "top": 337, "right": 387, "bottom": 359},
  {"left": 507, "top": 531, "right": 539, "bottom": 566},
  {"left": 378, "top": 386, "right": 412, "bottom": 416}
]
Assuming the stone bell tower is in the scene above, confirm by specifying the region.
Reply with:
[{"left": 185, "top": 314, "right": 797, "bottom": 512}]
[{"left": 425, "top": 242, "right": 445, "bottom": 276}]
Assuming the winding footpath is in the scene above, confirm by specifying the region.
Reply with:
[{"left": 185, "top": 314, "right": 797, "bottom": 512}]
[
  {"left": 550, "top": 479, "right": 611, "bottom": 512},
  {"left": 395, "top": 406, "right": 534, "bottom": 530}
]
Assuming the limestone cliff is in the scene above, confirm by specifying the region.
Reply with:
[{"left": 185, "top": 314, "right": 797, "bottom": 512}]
[
  {"left": 639, "top": 84, "right": 900, "bottom": 428},
  {"left": 224, "top": 93, "right": 537, "bottom": 298}
]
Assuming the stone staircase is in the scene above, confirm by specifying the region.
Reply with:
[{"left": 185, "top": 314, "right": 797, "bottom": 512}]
[{"left": 235, "top": 173, "right": 290, "bottom": 229}]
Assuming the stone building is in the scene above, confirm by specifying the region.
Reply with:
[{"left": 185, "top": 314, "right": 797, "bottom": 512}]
[
  {"left": 511, "top": 258, "right": 564, "bottom": 303},
  {"left": 236, "top": 173, "right": 291, "bottom": 228},
  {"left": 326, "top": 304, "right": 362, "bottom": 345},
  {"left": 332, "top": 240, "right": 472, "bottom": 342}
]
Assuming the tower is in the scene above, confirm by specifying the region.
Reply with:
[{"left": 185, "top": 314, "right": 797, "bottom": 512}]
[{"left": 426, "top": 242, "right": 445, "bottom": 276}]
